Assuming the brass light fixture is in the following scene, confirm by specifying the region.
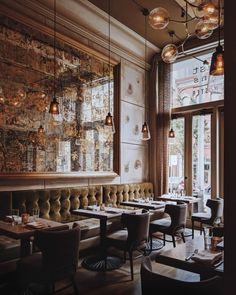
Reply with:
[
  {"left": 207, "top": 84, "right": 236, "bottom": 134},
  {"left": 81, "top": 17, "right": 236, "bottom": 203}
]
[
  {"left": 210, "top": 0, "right": 224, "bottom": 76},
  {"left": 49, "top": 0, "right": 59, "bottom": 114},
  {"left": 38, "top": 125, "right": 44, "bottom": 134},
  {"left": 132, "top": 0, "right": 223, "bottom": 64},
  {"left": 141, "top": 8, "right": 151, "bottom": 141},
  {"left": 168, "top": 128, "right": 175, "bottom": 138},
  {"left": 104, "top": 0, "right": 115, "bottom": 133}
]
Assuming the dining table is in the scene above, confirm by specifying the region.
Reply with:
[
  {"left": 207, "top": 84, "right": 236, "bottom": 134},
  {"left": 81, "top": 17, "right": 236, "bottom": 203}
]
[
  {"left": 0, "top": 218, "right": 68, "bottom": 257},
  {"left": 155, "top": 235, "right": 224, "bottom": 278},
  {"left": 120, "top": 200, "right": 165, "bottom": 210},
  {"left": 72, "top": 206, "right": 142, "bottom": 271}
]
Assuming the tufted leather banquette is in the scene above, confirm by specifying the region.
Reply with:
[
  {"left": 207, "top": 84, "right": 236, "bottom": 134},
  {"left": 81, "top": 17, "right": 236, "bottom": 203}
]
[{"left": 0, "top": 182, "right": 165, "bottom": 271}]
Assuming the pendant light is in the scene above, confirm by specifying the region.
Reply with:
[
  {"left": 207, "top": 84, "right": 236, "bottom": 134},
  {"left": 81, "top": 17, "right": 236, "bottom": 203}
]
[
  {"left": 210, "top": 0, "right": 224, "bottom": 76},
  {"left": 104, "top": 0, "right": 115, "bottom": 133},
  {"left": 141, "top": 8, "right": 151, "bottom": 141},
  {"left": 169, "top": 115, "right": 175, "bottom": 138},
  {"left": 49, "top": 0, "right": 60, "bottom": 114}
]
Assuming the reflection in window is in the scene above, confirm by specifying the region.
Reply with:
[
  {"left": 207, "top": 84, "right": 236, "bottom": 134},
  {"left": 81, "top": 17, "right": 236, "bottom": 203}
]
[{"left": 172, "top": 52, "right": 224, "bottom": 108}]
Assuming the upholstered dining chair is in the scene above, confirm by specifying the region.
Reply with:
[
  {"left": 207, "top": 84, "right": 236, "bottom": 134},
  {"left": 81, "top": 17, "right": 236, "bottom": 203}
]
[
  {"left": 149, "top": 203, "right": 187, "bottom": 248},
  {"left": 141, "top": 256, "right": 223, "bottom": 295},
  {"left": 16, "top": 224, "right": 81, "bottom": 295},
  {"left": 105, "top": 209, "right": 150, "bottom": 280},
  {"left": 191, "top": 198, "right": 223, "bottom": 238}
]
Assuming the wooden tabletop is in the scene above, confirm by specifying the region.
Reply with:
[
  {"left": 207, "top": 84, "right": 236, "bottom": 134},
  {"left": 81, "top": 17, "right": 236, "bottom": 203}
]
[
  {"left": 72, "top": 207, "right": 141, "bottom": 220},
  {"left": 0, "top": 218, "right": 68, "bottom": 239},
  {"left": 155, "top": 236, "right": 223, "bottom": 276},
  {"left": 120, "top": 200, "right": 165, "bottom": 210},
  {"left": 157, "top": 194, "right": 200, "bottom": 204}
]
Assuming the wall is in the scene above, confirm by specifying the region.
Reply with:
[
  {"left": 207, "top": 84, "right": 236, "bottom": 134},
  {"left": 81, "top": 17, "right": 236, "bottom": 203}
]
[{"left": 0, "top": 0, "right": 160, "bottom": 191}]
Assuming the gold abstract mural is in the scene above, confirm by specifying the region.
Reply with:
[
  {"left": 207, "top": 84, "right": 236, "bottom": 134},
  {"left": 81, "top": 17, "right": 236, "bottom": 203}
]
[{"left": 0, "top": 15, "right": 114, "bottom": 173}]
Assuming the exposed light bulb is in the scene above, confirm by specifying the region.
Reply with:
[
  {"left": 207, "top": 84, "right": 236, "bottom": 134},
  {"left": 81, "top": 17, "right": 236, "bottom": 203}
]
[
  {"left": 148, "top": 7, "right": 170, "bottom": 30},
  {"left": 49, "top": 97, "right": 59, "bottom": 114},
  {"left": 195, "top": 20, "right": 213, "bottom": 39},
  {"left": 161, "top": 44, "right": 178, "bottom": 63},
  {"left": 168, "top": 128, "right": 175, "bottom": 138},
  {"left": 141, "top": 122, "right": 151, "bottom": 141},
  {"left": 210, "top": 45, "right": 224, "bottom": 76}
]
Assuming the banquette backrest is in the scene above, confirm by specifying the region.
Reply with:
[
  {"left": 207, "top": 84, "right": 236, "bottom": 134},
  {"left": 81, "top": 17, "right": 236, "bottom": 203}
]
[
  {"left": 11, "top": 186, "right": 103, "bottom": 222},
  {"left": 3, "top": 182, "right": 154, "bottom": 222},
  {"left": 103, "top": 182, "right": 154, "bottom": 207}
]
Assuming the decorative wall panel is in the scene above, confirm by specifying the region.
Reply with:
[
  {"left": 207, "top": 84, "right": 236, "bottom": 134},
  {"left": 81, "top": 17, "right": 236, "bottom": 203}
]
[
  {"left": 121, "top": 101, "right": 145, "bottom": 144},
  {"left": 121, "top": 143, "right": 148, "bottom": 183},
  {"left": 0, "top": 15, "right": 115, "bottom": 173},
  {"left": 122, "top": 61, "right": 145, "bottom": 107}
]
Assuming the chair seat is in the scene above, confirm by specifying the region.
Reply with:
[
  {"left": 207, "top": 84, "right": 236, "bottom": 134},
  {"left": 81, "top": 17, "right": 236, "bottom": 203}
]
[
  {"left": 191, "top": 213, "right": 211, "bottom": 221},
  {"left": 106, "top": 229, "right": 128, "bottom": 249},
  {"left": 0, "top": 235, "right": 20, "bottom": 262},
  {"left": 150, "top": 218, "right": 171, "bottom": 232}
]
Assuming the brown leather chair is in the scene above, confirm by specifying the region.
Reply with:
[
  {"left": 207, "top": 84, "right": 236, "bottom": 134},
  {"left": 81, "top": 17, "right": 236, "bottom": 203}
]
[
  {"left": 149, "top": 203, "right": 187, "bottom": 248},
  {"left": 16, "top": 224, "right": 81, "bottom": 294},
  {"left": 191, "top": 198, "right": 223, "bottom": 238},
  {"left": 141, "top": 256, "right": 223, "bottom": 295},
  {"left": 105, "top": 209, "right": 150, "bottom": 280}
]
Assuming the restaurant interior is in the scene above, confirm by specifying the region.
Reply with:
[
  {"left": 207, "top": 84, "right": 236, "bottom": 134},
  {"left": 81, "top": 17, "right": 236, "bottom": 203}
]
[{"left": 0, "top": 0, "right": 235, "bottom": 294}]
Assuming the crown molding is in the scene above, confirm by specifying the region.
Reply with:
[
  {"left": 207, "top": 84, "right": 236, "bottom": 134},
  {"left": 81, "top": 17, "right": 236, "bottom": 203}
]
[{"left": 0, "top": 0, "right": 160, "bottom": 68}]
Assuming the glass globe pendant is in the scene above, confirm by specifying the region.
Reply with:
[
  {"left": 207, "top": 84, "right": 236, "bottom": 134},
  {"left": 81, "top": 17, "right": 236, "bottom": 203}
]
[
  {"left": 148, "top": 7, "right": 170, "bottom": 30},
  {"left": 195, "top": 20, "right": 213, "bottom": 39},
  {"left": 161, "top": 44, "right": 178, "bottom": 63}
]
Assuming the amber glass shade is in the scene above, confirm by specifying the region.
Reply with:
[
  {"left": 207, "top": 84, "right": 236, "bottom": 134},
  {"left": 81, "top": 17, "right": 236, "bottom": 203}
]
[
  {"left": 49, "top": 97, "right": 59, "bottom": 114},
  {"left": 105, "top": 112, "right": 113, "bottom": 126},
  {"left": 148, "top": 7, "right": 170, "bottom": 30},
  {"left": 168, "top": 128, "right": 175, "bottom": 138},
  {"left": 161, "top": 44, "right": 178, "bottom": 63},
  {"left": 195, "top": 20, "right": 213, "bottom": 39},
  {"left": 210, "top": 45, "right": 224, "bottom": 76},
  {"left": 38, "top": 125, "right": 44, "bottom": 134}
]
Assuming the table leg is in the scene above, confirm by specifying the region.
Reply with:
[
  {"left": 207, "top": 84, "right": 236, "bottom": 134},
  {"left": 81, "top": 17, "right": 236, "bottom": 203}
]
[{"left": 81, "top": 218, "right": 123, "bottom": 271}]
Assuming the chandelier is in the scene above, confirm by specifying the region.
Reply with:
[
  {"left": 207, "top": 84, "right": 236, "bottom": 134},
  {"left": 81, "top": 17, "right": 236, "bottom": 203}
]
[{"left": 133, "top": 0, "right": 223, "bottom": 65}]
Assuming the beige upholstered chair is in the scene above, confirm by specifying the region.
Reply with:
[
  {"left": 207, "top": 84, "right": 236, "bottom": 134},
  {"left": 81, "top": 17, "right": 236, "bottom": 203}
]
[
  {"left": 16, "top": 224, "right": 81, "bottom": 294},
  {"left": 149, "top": 203, "right": 187, "bottom": 248},
  {"left": 105, "top": 209, "right": 150, "bottom": 280},
  {"left": 141, "top": 256, "right": 223, "bottom": 295},
  {"left": 191, "top": 198, "right": 223, "bottom": 238}
]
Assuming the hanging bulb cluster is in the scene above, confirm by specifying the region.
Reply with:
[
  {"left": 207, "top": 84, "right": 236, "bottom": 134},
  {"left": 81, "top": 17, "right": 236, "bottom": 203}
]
[{"left": 147, "top": 0, "right": 223, "bottom": 64}]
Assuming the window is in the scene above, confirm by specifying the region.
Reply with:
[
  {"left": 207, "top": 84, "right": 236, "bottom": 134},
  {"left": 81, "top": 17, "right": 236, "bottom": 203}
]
[{"left": 169, "top": 50, "right": 224, "bottom": 203}]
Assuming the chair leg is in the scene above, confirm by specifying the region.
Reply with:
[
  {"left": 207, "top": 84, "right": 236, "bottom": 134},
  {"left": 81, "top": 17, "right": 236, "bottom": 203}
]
[
  {"left": 128, "top": 251, "right": 134, "bottom": 280},
  {"left": 172, "top": 235, "right": 176, "bottom": 248},
  {"left": 200, "top": 222, "right": 203, "bottom": 235},
  {"left": 124, "top": 250, "right": 127, "bottom": 263},
  {"left": 163, "top": 233, "right": 166, "bottom": 246},
  {"left": 181, "top": 232, "right": 185, "bottom": 243},
  {"left": 71, "top": 274, "right": 79, "bottom": 295},
  {"left": 192, "top": 220, "right": 194, "bottom": 239},
  {"left": 150, "top": 233, "right": 153, "bottom": 251}
]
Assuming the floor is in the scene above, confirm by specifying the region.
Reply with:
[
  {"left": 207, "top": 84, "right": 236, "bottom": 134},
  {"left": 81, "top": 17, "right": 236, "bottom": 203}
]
[{"left": 0, "top": 232, "right": 200, "bottom": 295}]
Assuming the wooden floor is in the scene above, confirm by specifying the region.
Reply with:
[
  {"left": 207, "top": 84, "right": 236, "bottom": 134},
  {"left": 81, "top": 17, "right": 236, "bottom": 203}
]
[{"left": 0, "top": 232, "right": 200, "bottom": 295}]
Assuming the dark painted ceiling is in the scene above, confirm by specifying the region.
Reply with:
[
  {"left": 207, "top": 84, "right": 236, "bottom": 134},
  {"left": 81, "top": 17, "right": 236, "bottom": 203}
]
[{"left": 88, "top": 0, "right": 224, "bottom": 50}]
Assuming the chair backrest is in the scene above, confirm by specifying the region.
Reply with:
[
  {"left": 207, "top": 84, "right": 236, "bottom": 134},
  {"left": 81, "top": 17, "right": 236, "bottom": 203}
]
[
  {"left": 164, "top": 203, "right": 187, "bottom": 230},
  {"left": 141, "top": 256, "right": 223, "bottom": 295},
  {"left": 206, "top": 198, "right": 224, "bottom": 224},
  {"left": 121, "top": 209, "right": 150, "bottom": 249},
  {"left": 34, "top": 224, "right": 81, "bottom": 277}
]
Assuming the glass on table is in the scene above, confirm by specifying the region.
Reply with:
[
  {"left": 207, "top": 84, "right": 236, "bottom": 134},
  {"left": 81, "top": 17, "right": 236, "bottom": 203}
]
[
  {"left": 32, "top": 208, "right": 40, "bottom": 221},
  {"left": 203, "top": 226, "right": 213, "bottom": 250},
  {"left": 11, "top": 209, "right": 20, "bottom": 225}
]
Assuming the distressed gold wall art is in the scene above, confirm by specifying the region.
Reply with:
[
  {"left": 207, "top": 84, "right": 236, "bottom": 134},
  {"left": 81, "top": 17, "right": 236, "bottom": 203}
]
[{"left": 0, "top": 16, "right": 115, "bottom": 173}]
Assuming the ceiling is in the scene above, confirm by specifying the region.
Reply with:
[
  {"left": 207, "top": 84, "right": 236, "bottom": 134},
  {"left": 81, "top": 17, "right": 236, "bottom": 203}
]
[{"left": 88, "top": 0, "right": 224, "bottom": 50}]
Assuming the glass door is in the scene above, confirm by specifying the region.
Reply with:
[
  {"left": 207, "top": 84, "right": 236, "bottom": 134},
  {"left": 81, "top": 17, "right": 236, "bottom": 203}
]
[{"left": 192, "top": 113, "right": 212, "bottom": 212}]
